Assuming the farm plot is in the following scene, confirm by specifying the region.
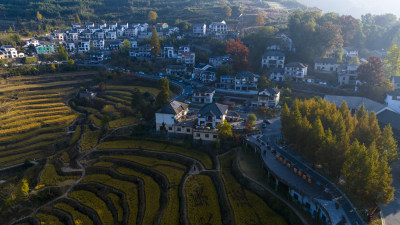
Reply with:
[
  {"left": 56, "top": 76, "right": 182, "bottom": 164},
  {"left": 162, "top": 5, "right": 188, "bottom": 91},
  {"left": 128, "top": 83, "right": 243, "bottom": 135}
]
[
  {"left": 186, "top": 175, "right": 223, "bottom": 225},
  {"left": 98, "top": 140, "right": 213, "bottom": 169},
  {"left": 0, "top": 87, "right": 79, "bottom": 168},
  {"left": 220, "top": 152, "right": 287, "bottom": 225},
  {"left": 38, "top": 163, "right": 79, "bottom": 187}
]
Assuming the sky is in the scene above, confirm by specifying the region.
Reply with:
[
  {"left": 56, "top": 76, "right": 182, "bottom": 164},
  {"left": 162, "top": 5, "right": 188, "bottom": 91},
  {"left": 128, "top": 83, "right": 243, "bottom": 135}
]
[{"left": 298, "top": 0, "right": 400, "bottom": 18}]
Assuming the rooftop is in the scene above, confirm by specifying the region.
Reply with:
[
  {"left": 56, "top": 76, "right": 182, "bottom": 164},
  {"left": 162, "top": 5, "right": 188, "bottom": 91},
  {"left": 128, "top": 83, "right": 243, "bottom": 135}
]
[
  {"left": 286, "top": 62, "right": 307, "bottom": 68},
  {"left": 314, "top": 58, "right": 338, "bottom": 64},
  {"left": 263, "top": 51, "right": 285, "bottom": 57},
  {"left": 198, "top": 103, "right": 228, "bottom": 117},
  {"left": 324, "top": 95, "right": 388, "bottom": 114},
  {"left": 157, "top": 101, "right": 188, "bottom": 115}
]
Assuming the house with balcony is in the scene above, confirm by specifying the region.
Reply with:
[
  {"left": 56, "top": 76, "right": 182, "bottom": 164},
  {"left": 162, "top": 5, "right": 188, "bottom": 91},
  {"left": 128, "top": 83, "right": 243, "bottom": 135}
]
[
  {"left": 216, "top": 71, "right": 259, "bottom": 91},
  {"left": 129, "top": 44, "right": 151, "bottom": 58},
  {"left": 257, "top": 88, "right": 281, "bottom": 107},
  {"left": 262, "top": 52, "right": 285, "bottom": 69},
  {"left": 338, "top": 64, "right": 358, "bottom": 86},
  {"left": 209, "top": 21, "right": 227, "bottom": 33},
  {"left": 155, "top": 101, "right": 189, "bottom": 133},
  {"left": 166, "top": 65, "right": 187, "bottom": 77},
  {"left": 269, "top": 68, "right": 285, "bottom": 82},
  {"left": 197, "top": 103, "right": 228, "bottom": 128},
  {"left": 314, "top": 58, "right": 339, "bottom": 73},
  {"left": 77, "top": 41, "right": 90, "bottom": 53},
  {"left": 284, "top": 62, "right": 308, "bottom": 81},
  {"left": 162, "top": 45, "right": 176, "bottom": 58},
  {"left": 64, "top": 42, "right": 76, "bottom": 52},
  {"left": 1, "top": 45, "right": 18, "bottom": 58},
  {"left": 177, "top": 52, "right": 195, "bottom": 66},
  {"left": 193, "top": 24, "right": 207, "bottom": 36},
  {"left": 192, "top": 87, "right": 215, "bottom": 104}
]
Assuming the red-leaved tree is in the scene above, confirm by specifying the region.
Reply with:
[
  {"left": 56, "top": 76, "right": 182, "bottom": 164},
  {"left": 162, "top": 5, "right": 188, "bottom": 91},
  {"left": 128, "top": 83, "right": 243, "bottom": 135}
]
[{"left": 225, "top": 39, "right": 251, "bottom": 72}]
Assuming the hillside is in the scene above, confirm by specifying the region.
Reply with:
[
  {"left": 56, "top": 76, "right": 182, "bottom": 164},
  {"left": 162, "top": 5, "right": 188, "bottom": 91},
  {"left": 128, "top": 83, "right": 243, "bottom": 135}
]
[{"left": 0, "top": 0, "right": 307, "bottom": 30}]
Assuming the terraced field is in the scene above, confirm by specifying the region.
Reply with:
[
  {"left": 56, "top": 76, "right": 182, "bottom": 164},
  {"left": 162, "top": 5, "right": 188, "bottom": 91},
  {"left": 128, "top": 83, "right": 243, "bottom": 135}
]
[{"left": 0, "top": 87, "right": 79, "bottom": 168}]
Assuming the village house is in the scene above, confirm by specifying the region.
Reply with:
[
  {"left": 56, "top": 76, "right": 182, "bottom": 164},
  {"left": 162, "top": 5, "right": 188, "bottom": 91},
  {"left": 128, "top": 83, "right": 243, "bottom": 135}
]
[
  {"left": 35, "top": 42, "right": 55, "bottom": 55},
  {"left": 193, "top": 24, "right": 207, "bottom": 36},
  {"left": 177, "top": 52, "right": 195, "bottom": 66},
  {"left": 262, "top": 52, "right": 285, "bottom": 69},
  {"left": 0, "top": 45, "right": 18, "bottom": 58},
  {"left": 155, "top": 101, "right": 189, "bottom": 133},
  {"left": 209, "top": 55, "right": 232, "bottom": 67},
  {"left": 257, "top": 88, "right": 281, "bottom": 107},
  {"left": 24, "top": 38, "right": 40, "bottom": 47},
  {"left": 156, "top": 23, "right": 169, "bottom": 32},
  {"left": 284, "top": 62, "right": 308, "bottom": 81},
  {"left": 216, "top": 71, "right": 259, "bottom": 91},
  {"left": 162, "top": 45, "right": 176, "bottom": 58},
  {"left": 90, "top": 52, "right": 105, "bottom": 62},
  {"left": 385, "top": 89, "right": 400, "bottom": 113},
  {"left": 269, "top": 68, "right": 285, "bottom": 82},
  {"left": 209, "top": 21, "right": 228, "bottom": 33},
  {"left": 77, "top": 41, "right": 91, "bottom": 53},
  {"left": 192, "top": 87, "right": 215, "bottom": 104},
  {"left": 64, "top": 42, "right": 76, "bottom": 52},
  {"left": 91, "top": 39, "right": 105, "bottom": 50},
  {"left": 338, "top": 64, "right": 358, "bottom": 86},
  {"left": 343, "top": 47, "right": 359, "bottom": 58},
  {"left": 129, "top": 44, "right": 151, "bottom": 58},
  {"left": 314, "top": 58, "right": 339, "bottom": 72},
  {"left": 166, "top": 65, "right": 187, "bottom": 77},
  {"left": 51, "top": 31, "right": 66, "bottom": 42}
]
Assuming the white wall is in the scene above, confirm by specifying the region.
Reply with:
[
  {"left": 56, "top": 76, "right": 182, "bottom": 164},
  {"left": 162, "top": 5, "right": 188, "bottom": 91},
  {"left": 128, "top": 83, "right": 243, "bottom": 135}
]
[
  {"left": 155, "top": 113, "right": 175, "bottom": 126},
  {"left": 386, "top": 95, "right": 400, "bottom": 113}
]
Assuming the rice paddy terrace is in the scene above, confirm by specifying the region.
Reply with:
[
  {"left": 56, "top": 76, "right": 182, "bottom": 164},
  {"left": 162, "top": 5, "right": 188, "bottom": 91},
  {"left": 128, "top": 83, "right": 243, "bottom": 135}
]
[{"left": 1, "top": 71, "right": 299, "bottom": 225}]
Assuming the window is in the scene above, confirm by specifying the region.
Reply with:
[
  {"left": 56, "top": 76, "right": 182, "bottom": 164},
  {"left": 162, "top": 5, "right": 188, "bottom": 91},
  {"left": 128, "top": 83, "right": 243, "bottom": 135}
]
[
  {"left": 196, "top": 133, "right": 200, "bottom": 137},
  {"left": 168, "top": 127, "right": 172, "bottom": 131},
  {"left": 205, "top": 134, "right": 209, "bottom": 138},
  {"left": 177, "top": 128, "right": 181, "bottom": 131},
  {"left": 213, "top": 135, "right": 217, "bottom": 138},
  {"left": 186, "top": 128, "right": 190, "bottom": 133}
]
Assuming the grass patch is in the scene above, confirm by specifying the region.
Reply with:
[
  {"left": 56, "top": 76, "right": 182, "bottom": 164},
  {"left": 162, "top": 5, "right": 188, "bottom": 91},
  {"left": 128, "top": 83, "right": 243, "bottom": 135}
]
[
  {"left": 103, "top": 155, "right": 186, "bottom": 170},
  {"left": 109, "top": 117, "right": 138, "bottom": 129},
  {"left": 117, "top": 167, "right": 160, "bottom": 225},
  {"left": 93, "top": 161, "right": 114, "bottom": 167},
  {"left": 54, "top": 202, "right": 94, "bottom": 225},
  {"left": 107, "top": 193, "right": 124, "bottom": 223},
  {"left": 38, "top": 163, "right": 78, "bottom": 186},
  {"left": 69, "top": 190, "right": 114, "bottom": 225},
  {"left": 69, "top": 126, "right": 82, "bottom": 145},
  {"left": 36, "top": 213, "right": 63, "bottom": 225},
  {"left": 80, "top": 126, "right": 101, "bottom": 151},
  {"left": 82, "top": 174, "right": 138, "bottom": 225},
  {"left": 98, "top": 140, "right": 213, "bottom": 169},
  {"left": 186, "top": 175, "right": 223, "bottom": 225},
  {"left": 220, "top": 152, "right": 287, "bottom": 225},
  {"left": 61, "top": 152, "right": 70, "bottom": 163}
]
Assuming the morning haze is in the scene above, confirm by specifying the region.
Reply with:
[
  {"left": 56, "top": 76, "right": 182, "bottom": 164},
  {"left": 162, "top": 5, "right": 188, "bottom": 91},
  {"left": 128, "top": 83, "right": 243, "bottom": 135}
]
[{"left": 299, "top": 0, "right": 400, "bottom": 18}]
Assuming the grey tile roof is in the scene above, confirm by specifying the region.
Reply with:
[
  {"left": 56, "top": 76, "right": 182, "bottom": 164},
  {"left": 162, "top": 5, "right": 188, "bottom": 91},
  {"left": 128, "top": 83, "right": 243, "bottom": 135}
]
[
  {"left": 377, "top": 109, "right": 400, "bottom": 131},
  {"left": 263, "top": 51, "right": 285, "bottom": 57},
  {"left": 198, "top": 103, "right": 228, "bottom": 117},
  {"left": 194, "top": 86, "right": 215, "bottom": 94},
  {"left": 259, "top": 88, "right": 280, "bottom": 96},
  {"left": 392, "top": 76, "right": 400, "bottom": 83},
  {"left": 236, "top": 71, "right": 260, "bottom": 78},
  {"left": 286, "top": 62, "right": 307, "bottom": 68},
  {"left": 324, "top": 95, "right": 387, "bottom": 113},
  {"left": 157, "top": 101, "right": 188, "bottom": 115}
]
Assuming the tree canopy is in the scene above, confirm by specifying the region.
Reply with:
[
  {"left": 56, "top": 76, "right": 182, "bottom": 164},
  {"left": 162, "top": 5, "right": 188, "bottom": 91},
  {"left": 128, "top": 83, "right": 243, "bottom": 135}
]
[
  {"left": 281, "top": 98, "right": 396, "bottom": 205},
  {"left": 150, "top": 28, "right": 161, "bottom": 57},
  {"left": 225, "top": 39, "right": 251, "bottom": 72}
]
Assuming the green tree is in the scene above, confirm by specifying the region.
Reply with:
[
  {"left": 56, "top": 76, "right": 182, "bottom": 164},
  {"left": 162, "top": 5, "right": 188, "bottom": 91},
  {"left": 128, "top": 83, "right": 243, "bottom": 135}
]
[
  {"left": 350, "top": 56, "right": 360, "bottom": 66},
  {"left": 21, "top": 179, "right": 29, "bottom": 196},
  {"left": 384, "top": 44, "right": 400, "bottom": 78},
  {"left": 90, "top": 42, "right": 94, "bottom": 52},
  {"left": 258, "top": 76, "right": 271, "bottom": 90},
  {"left": 155, "top": 90, "right": 169, "bottom": 108},
  {"left": 216, "top": 64, "right": 234, "bottom": 78},
  {"left": 148, "top": 11, "right": 158, "bottom": 23},
  {"left": 378, "top": 125, "right": 399, "bottom": 163},
  {"left": 224, "top": 6, "right": 232, "bottom": 18},
  {"left": 131, "top": 89, "right": 146, "bottom": 112},
  {"left": 217, "top": 120, "right": 233, "bottom": 139},
  {"left": 8, "top": 26, "right": 13, "bottom": 33},
  {"left": 150, "top": 28, "right": 161, "bottom": 57},
  {"left": 158, "top": 78, "right": 169, "bottom": 92},
  {"left": 245, "top": 114, "right": 257, "bottom": 130},
  {"left": 56, "top": 44, "right": 68, "bottom": 61},
  {"left": 121, "top": 39, "right": 130, "bottom": 56}
]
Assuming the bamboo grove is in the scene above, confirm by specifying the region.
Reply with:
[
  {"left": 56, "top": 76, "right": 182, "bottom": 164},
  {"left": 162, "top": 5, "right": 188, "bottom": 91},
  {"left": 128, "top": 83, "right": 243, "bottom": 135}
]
[{"left": 281, "top": 98, "right": 398, "bottom": 205}]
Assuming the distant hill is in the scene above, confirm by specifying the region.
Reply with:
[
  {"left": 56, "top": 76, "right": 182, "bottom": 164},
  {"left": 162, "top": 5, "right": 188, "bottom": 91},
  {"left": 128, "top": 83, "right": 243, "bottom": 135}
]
[{"left": 0, "top": 0, "right": 307, "bottom": 30}]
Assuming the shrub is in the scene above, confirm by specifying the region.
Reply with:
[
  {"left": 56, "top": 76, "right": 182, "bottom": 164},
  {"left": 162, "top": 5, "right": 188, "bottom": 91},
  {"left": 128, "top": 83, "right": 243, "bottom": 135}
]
[
  {"left": 38, "top": 163, "right": 78, "bottom": 186},
  {"left": 54, "top": 202, "right": 94, "bottom": 225},
  {"left": 80, "top": 126, "right": 101, "bottom": 151}
]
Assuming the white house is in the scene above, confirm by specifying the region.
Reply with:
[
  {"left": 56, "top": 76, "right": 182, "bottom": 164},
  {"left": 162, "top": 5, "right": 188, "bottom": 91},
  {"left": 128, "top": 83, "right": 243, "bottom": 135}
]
[
  {"left": 269, "top": 68, "right": 285, "bottom": 82},
  {"left": 155, "top": 101, "right": 189, "bottom": 132},
  {"left": 24, "top": 38, "right": 40, "bottom": 47},
  {"left": 284, "top": 62, "right": 308, "bottom": 80},
  {"left": 385, "top": 90, "right": 400, "bottom": 113},
  {"left": 197, "top": 103, "right": 228, "bottom": 128},
  {"left": 262, "top": 52, "right": 285, "bottom": 69},
  {"left": 177, "top": 52, "right": 195, "bottom": 66},
  {"left": 105, "top": 31, "right": 117, "bottom": 40},
  {"left": 314, "top": 58, "right": 339, "bottom": 72},
  {"left": 192, "top": 87, "right": 215, "bottom": 104},
  {"left": 258, "top": 88, "right": 281, "bottom": 107},
  {"left": 216, "top": 71, "right": 259, "bottom": 91},
  {"left": 0, "top": 45, "right": 18, "bottom": 58},
  {"left": 162, "top": 45, "right": 176, "bottom": 58},
  {"left": 64, "top": 42, "right": 76, "bottom": 52},
  {"left": 193, "top": 24, "right": 207, "bottom": 36},
  {"left": 77, "top": 41, "right": 91, "bottom": 53},
  {"left": 338, "top": 64, "right": 358, "bottom": 85},
  {"left": 209, "top": 21, "right": 227, "bottom": 33},
  {"left": 91, "top": 39, "right": 105, "bottom": 50}
]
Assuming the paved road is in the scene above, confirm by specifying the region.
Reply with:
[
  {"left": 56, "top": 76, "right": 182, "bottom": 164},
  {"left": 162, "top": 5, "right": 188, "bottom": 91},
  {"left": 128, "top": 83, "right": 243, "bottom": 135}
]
[
  {"left": 254, "top": 118, "right": 365, "bottom": 225},
  {"left": 381, "top": 160, "right": 400, "bottom": 225}
]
